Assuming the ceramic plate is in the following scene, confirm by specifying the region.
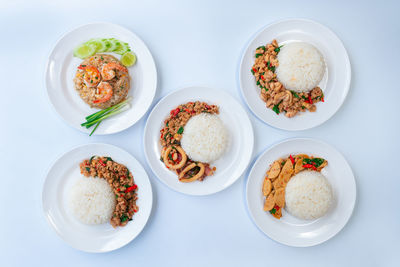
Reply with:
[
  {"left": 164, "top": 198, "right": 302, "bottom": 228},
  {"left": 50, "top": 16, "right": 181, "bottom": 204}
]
[
  {"left": 144, "top": 86, "right": 254, "bottom": 195},
  {"left": 239, "top": 18, "right": 351, "bottom": 131},
  {"left": 246, "top": 138, "right": 356, "bottom": 247},
  {"left": 45, "top": 22, "right": 157, "bottom": 135},
  {"left": 43, "top": 143, "right": 153, "bottom": 252}
]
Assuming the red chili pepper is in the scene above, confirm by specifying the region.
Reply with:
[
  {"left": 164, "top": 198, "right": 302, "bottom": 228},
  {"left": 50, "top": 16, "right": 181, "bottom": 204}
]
[
  {"left": 303, "top": 164, "right": 317, "bottom": 170},
  {"left": 133, "top": 208, "right": 138, "bottom": 213},
  {"left": 321, "top": 97, "right": 324, "bottom": 102},
  {"left": 289, "top": 155, "right": 295, "bottom": 165},
  {"left": 99, "top": 159, "right": 106, "bottom": 166},
  {"left": 274, "top": 205, "right": 280, "bottom": 211},
  {"left": 170, "top": 108, "right": 180, "bottom": 117},
  {"left": 260, "top": 75, "right": 265, "bottom": 81},
  {"left": 185, "top": 108, "right": 190, "bottom": 113},
  {"left": 308, "top": 95, "right": 313, "bottom": 104},
  {"left": 205, "top": 104, "right": 211, "bottom": 110},
  {"left": 117, "top": 188, "right": 120, "bottom": 192},
  {"left": 77, "top": 65, "right": 86, "bottom": 70},
  {"left": 252, "top": 68, "right": 257, "bottom": 73},
  {"left": 125, "top": 184, "right": 138, "bottom": 193},
  {"left": 120, "top": 175, "right": 126, "bottom": 179}
]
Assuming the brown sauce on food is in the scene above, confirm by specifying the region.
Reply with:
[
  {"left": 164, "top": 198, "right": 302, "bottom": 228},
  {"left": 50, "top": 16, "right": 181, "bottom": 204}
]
[
  {"left": 80, "top": 156, "right": 138, "bottom": 228},
  {"left": 159, "top": 101, "right": 218, "bottom": 182},
  {"left": 251, "top": 40, "right": 324, "bottom": 117},
  {"left": 262, "top": 154, "right": 327, "bottom": 219}
]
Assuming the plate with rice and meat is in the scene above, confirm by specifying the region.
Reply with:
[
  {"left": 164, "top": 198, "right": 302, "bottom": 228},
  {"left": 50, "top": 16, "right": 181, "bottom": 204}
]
[
  {"left": 239, "top": 18, "right": 351, "bottom": 131},
  {"left": 246, "top": 138, "right": 356, "bottom": 247},
  {"left": 45, "top": 22, "right": 157, "bottom": 135},
  {"left": 144, "top": 86, "right": 254, "bottom": 196},
  {"left": 42, "top": 143, "right": 153, "bottom": 252}
]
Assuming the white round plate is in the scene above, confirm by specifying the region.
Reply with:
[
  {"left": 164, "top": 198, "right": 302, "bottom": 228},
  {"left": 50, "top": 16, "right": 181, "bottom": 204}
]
[
  {"left": 239, "top": 18, "right": 351, "bottom": 131},
  {"left": 45, "top": 22, "right": 157, "bottom": 135},
  {"left": 246, "top": 138, "right": 356, "bottom": 247},
  {"left": 144, "top": 86, "right": 254, "bottom": 196},
  {"left": 43, "top": 143, "right": 153, "bottom": 252}
]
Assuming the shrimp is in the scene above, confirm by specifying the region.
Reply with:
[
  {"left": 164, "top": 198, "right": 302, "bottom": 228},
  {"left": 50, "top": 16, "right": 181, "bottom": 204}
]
[
  {"left": 79, "top": 65, "right": 101, "bottom": 87},
  {"left": 101, "top": 62, "right": 128, "bottom": 81},
  {"left": 93, "top": 82, "right": 113, "bottom": 104}
]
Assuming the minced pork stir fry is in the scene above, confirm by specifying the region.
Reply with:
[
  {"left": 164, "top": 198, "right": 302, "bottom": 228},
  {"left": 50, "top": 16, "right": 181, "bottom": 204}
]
[
  {"left": 80, "top": 156, "right": 138, "bottom": 228},
  {"left": 251, "top": 39, "right": 324, "bottom": 117}
]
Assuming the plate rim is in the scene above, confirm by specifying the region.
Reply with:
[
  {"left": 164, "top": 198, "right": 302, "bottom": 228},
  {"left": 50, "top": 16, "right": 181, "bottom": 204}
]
[
  {"left": 44, "top": 21, "right": 158, "bottom": 135},
  {"left": 238, "top": 18, "right": 352, "bottom": 131},
  {"left": 245, "top": 137, "right": 356, "bottom": 247},
  {"left": 42, "top": 142, "right": 153, "bottom": 253},
  {"left": 143, "top": 86, "right": 255, "bottom": 196}
]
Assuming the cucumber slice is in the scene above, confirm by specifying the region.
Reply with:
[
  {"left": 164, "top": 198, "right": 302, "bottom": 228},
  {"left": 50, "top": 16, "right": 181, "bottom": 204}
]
[
  {"left": 101, "top": 38, "right": 112, "bottom": 52},
  {"left": 86, "top": 39, "right": 107, "bottom": 53},
  {"left": 73, "top": 43, "right": 96, "bottom": 59},
  {"left": 120, "top": 52, "right": 136, "bottom": 67},
  {"left": 107, "top": 38, "right": 122, "bottom": 52},
  {"left": 114, "top": 42, "right": 131, "bottom": 55}
]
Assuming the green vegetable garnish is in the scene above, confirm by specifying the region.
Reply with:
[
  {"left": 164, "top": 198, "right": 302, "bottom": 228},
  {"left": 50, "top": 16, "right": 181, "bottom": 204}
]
[
  {"left": 89, "top": 156, "right": 95, "bottom": 164},
  {"left": 105, "top": 157, "right": 113, "bottom": 162},
  {"left": 255, "top": 53, "right": 263, "bottom": 58},
  {"left": 270, "top": 208, "right": 276, "bottom": 214},
  {"left": 120, "top": 214, "right": 129, "bottom": 222},
  {"left": 256, "top": 46, "right": 265, "bottom": 50},
  {"left": 274, "top": 45, "right": 284, "bottom": 53},
  {"left": 303, "top": 158, "right": 325, "bottom": 168},
  {"left": 85, "top": 167, "right": 90, "bottom": 172},
  {"left": 291, "top": 91, "right": 299, "bottom": 98},
  {"left": 302, "top": 95, "right": 307, "bottom": 100},
  {"left": 251, "top": 69, "right": 255, "bottom": 75},
  {"left": 164, "top": 132, "right": 170, "bottom": 141},
  {"left": 177, "top": 126, "right": 184, "bottom": 134},
  {"left": 81, "top": 97, "right": 132, "bottom": 136},
  {"left": 272, "top": 100, "right": 282, "bottom": 115},
  {"left": 263, "top": 87, "right": 268, "bottom": 92}
]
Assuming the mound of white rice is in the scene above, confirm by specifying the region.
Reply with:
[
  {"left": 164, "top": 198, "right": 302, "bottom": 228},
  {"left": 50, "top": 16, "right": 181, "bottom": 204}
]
[
  {"left": 181, "top": 113, "right": 228, "bottom": 163},
  {"left": 285, "top": 171, "right": 332, "bottom": 220},
  {"left": 69, "top": 177, "right": 115, "bottom": 225},
  {"left": 276, "top": 42, "right": 325, "bottom": 92}
]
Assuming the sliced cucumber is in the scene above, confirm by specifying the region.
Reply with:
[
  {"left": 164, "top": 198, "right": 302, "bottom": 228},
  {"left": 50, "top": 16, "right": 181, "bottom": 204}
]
[
  {"left": 114, "top": 42, "right": 131, "bottom": 55},
  {"left": 107, "top": 38, "right": 122, "bottom": 52},
  {"left": 86, "top": 38, "right": 107, "bottom": 53},
  {"left": 101, "top": 38, "right": 112, "bottom": 52},
  {"left": 73, "top": 43, "right": 96, "bottom": 59},
  {"left": 120, "top": 52, "right": 136, "bottom": 67}
]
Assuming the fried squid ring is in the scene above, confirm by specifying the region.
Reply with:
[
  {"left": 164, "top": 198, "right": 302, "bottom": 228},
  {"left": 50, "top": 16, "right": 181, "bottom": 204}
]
[
  {"left": 179, "top": 163, "right": 205, "bottom": 183},
  {"left": 163, "top": 146, "right": 187, "bottom": 170}
]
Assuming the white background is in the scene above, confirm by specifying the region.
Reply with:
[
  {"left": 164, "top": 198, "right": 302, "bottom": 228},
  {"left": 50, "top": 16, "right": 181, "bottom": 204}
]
[{"left": 1, "top": 0, "right": 399, "bottom": 266}]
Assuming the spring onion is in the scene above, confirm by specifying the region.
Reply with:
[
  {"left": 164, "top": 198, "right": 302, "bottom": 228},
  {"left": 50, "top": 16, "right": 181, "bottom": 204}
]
[{"left": 81, "top": 97, "right": 132, "bottom": 136}]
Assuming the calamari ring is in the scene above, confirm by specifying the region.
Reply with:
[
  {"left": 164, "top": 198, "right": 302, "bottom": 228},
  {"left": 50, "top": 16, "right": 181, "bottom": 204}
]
[
  {"left": 179, "top": 162, "right": 205, "bottom": 183},
  {"left": 163, "top": 146, "right": 187, "bottom": 170}
]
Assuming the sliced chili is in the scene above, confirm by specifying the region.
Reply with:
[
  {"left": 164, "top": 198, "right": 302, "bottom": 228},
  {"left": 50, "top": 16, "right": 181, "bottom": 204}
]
[
  {"left": 289, "top": 155, "right": 295, "bottom": 165},
  {"left": 303, "top": 164, "right": 317, "bottom": 170},
  {"left": 125, "top": 184, "right": 138, "bottom": 193}
]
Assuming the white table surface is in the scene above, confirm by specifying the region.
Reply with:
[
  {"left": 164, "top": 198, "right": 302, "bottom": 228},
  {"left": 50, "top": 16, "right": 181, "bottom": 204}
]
[{"left": 1, "top": 0, "right": 399, "bottom": 266}]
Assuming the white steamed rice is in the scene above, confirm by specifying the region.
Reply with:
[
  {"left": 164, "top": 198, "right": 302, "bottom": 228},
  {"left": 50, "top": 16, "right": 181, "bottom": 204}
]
[
  {"left": 276, "top": 42, "right": 325, "bottom": 92},
  {"left": 69, "top": 177, "right": 115, "bottom": 225},
  {"left": 181, "top": 113, "right": 228, "bottom": 163},
  {"left": 285, "top": 170, "right": 332, "bottom": 220}
]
